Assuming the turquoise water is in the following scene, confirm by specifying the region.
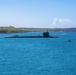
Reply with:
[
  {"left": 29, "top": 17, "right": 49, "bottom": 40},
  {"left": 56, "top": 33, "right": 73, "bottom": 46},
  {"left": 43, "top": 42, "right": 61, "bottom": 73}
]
[{"left": 0, "top": 32, "right": 76, "bottom": 75}]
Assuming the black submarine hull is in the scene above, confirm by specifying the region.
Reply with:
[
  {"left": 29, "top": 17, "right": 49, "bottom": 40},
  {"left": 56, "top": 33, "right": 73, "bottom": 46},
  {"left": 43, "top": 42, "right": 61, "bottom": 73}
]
[
  {"left": 5, "top": 36, "right": 59, "bottom": 38},
  {"left": 5, "top": 32, "right": 59, "bottom": 38}
]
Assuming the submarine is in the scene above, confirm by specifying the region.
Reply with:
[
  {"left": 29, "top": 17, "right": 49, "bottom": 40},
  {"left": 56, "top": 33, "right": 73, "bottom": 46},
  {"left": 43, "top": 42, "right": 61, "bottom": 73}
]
[{"left": 5, "top": 32, "right": 59, "bottom": 38}]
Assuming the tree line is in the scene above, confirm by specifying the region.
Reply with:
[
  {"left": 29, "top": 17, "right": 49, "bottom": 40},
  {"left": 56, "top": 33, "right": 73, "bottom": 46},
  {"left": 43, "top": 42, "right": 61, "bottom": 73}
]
[
  {"left": 0, "top": 26, "right": 76, "bottom": 33},
  {"left": 0, "top": 26, "right": 24, "bottom": 33}
]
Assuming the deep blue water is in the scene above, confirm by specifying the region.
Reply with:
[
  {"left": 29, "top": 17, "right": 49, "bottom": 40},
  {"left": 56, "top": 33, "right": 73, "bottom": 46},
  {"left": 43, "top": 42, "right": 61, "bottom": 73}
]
[{"left": 0, "top": 32, "right": 76, "bottom": 75}]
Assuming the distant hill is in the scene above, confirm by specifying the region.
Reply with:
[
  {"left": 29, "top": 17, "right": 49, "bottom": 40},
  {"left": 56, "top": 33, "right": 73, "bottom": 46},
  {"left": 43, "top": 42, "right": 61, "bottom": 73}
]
[
  {"left": 20, "top": 28, "right": 76, "bottom": 32},
  {"left": 0, "top": 26, "right": 24, "bottom": 33},
  {"left": 0, "top": 26, "right": 76, "bottom": 33},
  {"left": 62, "top": 28, "right": 76, "bottom": 32}
]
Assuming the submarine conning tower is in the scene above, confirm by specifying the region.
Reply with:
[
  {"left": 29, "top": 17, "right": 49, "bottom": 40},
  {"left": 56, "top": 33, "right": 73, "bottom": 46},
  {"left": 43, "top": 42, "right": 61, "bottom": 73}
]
[{"left": 43, "top": 31, "right": 50, "bottom": 37}]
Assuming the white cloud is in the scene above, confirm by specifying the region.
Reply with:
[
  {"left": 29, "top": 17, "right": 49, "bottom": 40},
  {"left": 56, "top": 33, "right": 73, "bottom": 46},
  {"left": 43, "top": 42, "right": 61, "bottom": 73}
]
[
  {"left": 52, "top": 18, "right": 72, "bottom": 25},
  {"left": 51, "top": 18, "right": 73, "bottom": 28}
]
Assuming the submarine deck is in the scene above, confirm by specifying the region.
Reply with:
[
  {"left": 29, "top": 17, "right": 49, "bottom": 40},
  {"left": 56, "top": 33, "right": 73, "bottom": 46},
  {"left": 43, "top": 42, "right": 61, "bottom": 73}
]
[{"left": 5, "top": 36, "right": 59, "bottom": 38}]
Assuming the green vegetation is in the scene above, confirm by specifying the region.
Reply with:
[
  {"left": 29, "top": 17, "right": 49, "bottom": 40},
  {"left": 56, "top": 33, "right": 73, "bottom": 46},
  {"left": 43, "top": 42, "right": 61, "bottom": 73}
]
[
  {"left": 0, "top": 26, "right": 24, "bottom": 33},
  {"left": 0, "top": 26, "right": 76, "bottom": 33},
  {"left": 20, "top": 28, "right": 76, "bottom": 32}
]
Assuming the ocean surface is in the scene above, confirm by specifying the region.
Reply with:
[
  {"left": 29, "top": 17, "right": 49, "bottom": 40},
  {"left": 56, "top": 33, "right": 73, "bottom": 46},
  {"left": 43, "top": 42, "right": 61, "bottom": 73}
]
[{"left": 0, "top": 32, "right": 76, "bottom": 75}]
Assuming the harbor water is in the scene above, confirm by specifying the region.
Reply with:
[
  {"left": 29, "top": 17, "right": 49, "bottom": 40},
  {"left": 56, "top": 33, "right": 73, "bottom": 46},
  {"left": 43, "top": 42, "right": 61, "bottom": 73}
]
[{"left": 0, "top": 32, "right": 76, "bottom": 75}]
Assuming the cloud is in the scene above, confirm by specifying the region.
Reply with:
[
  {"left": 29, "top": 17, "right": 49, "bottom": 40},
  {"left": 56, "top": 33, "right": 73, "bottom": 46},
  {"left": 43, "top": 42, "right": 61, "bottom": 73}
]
[
  {"left": 52, "top": 18, "right": 72, "bottom": 25},
  {"left": 50, "top": 18, "right": 76, "bottom": 28}
]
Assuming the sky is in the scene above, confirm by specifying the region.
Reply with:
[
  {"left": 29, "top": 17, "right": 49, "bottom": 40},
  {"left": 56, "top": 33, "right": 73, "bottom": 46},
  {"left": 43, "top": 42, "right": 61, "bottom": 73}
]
[{"left": 0, "top": 0, "right": 76, "bottom": 28}]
